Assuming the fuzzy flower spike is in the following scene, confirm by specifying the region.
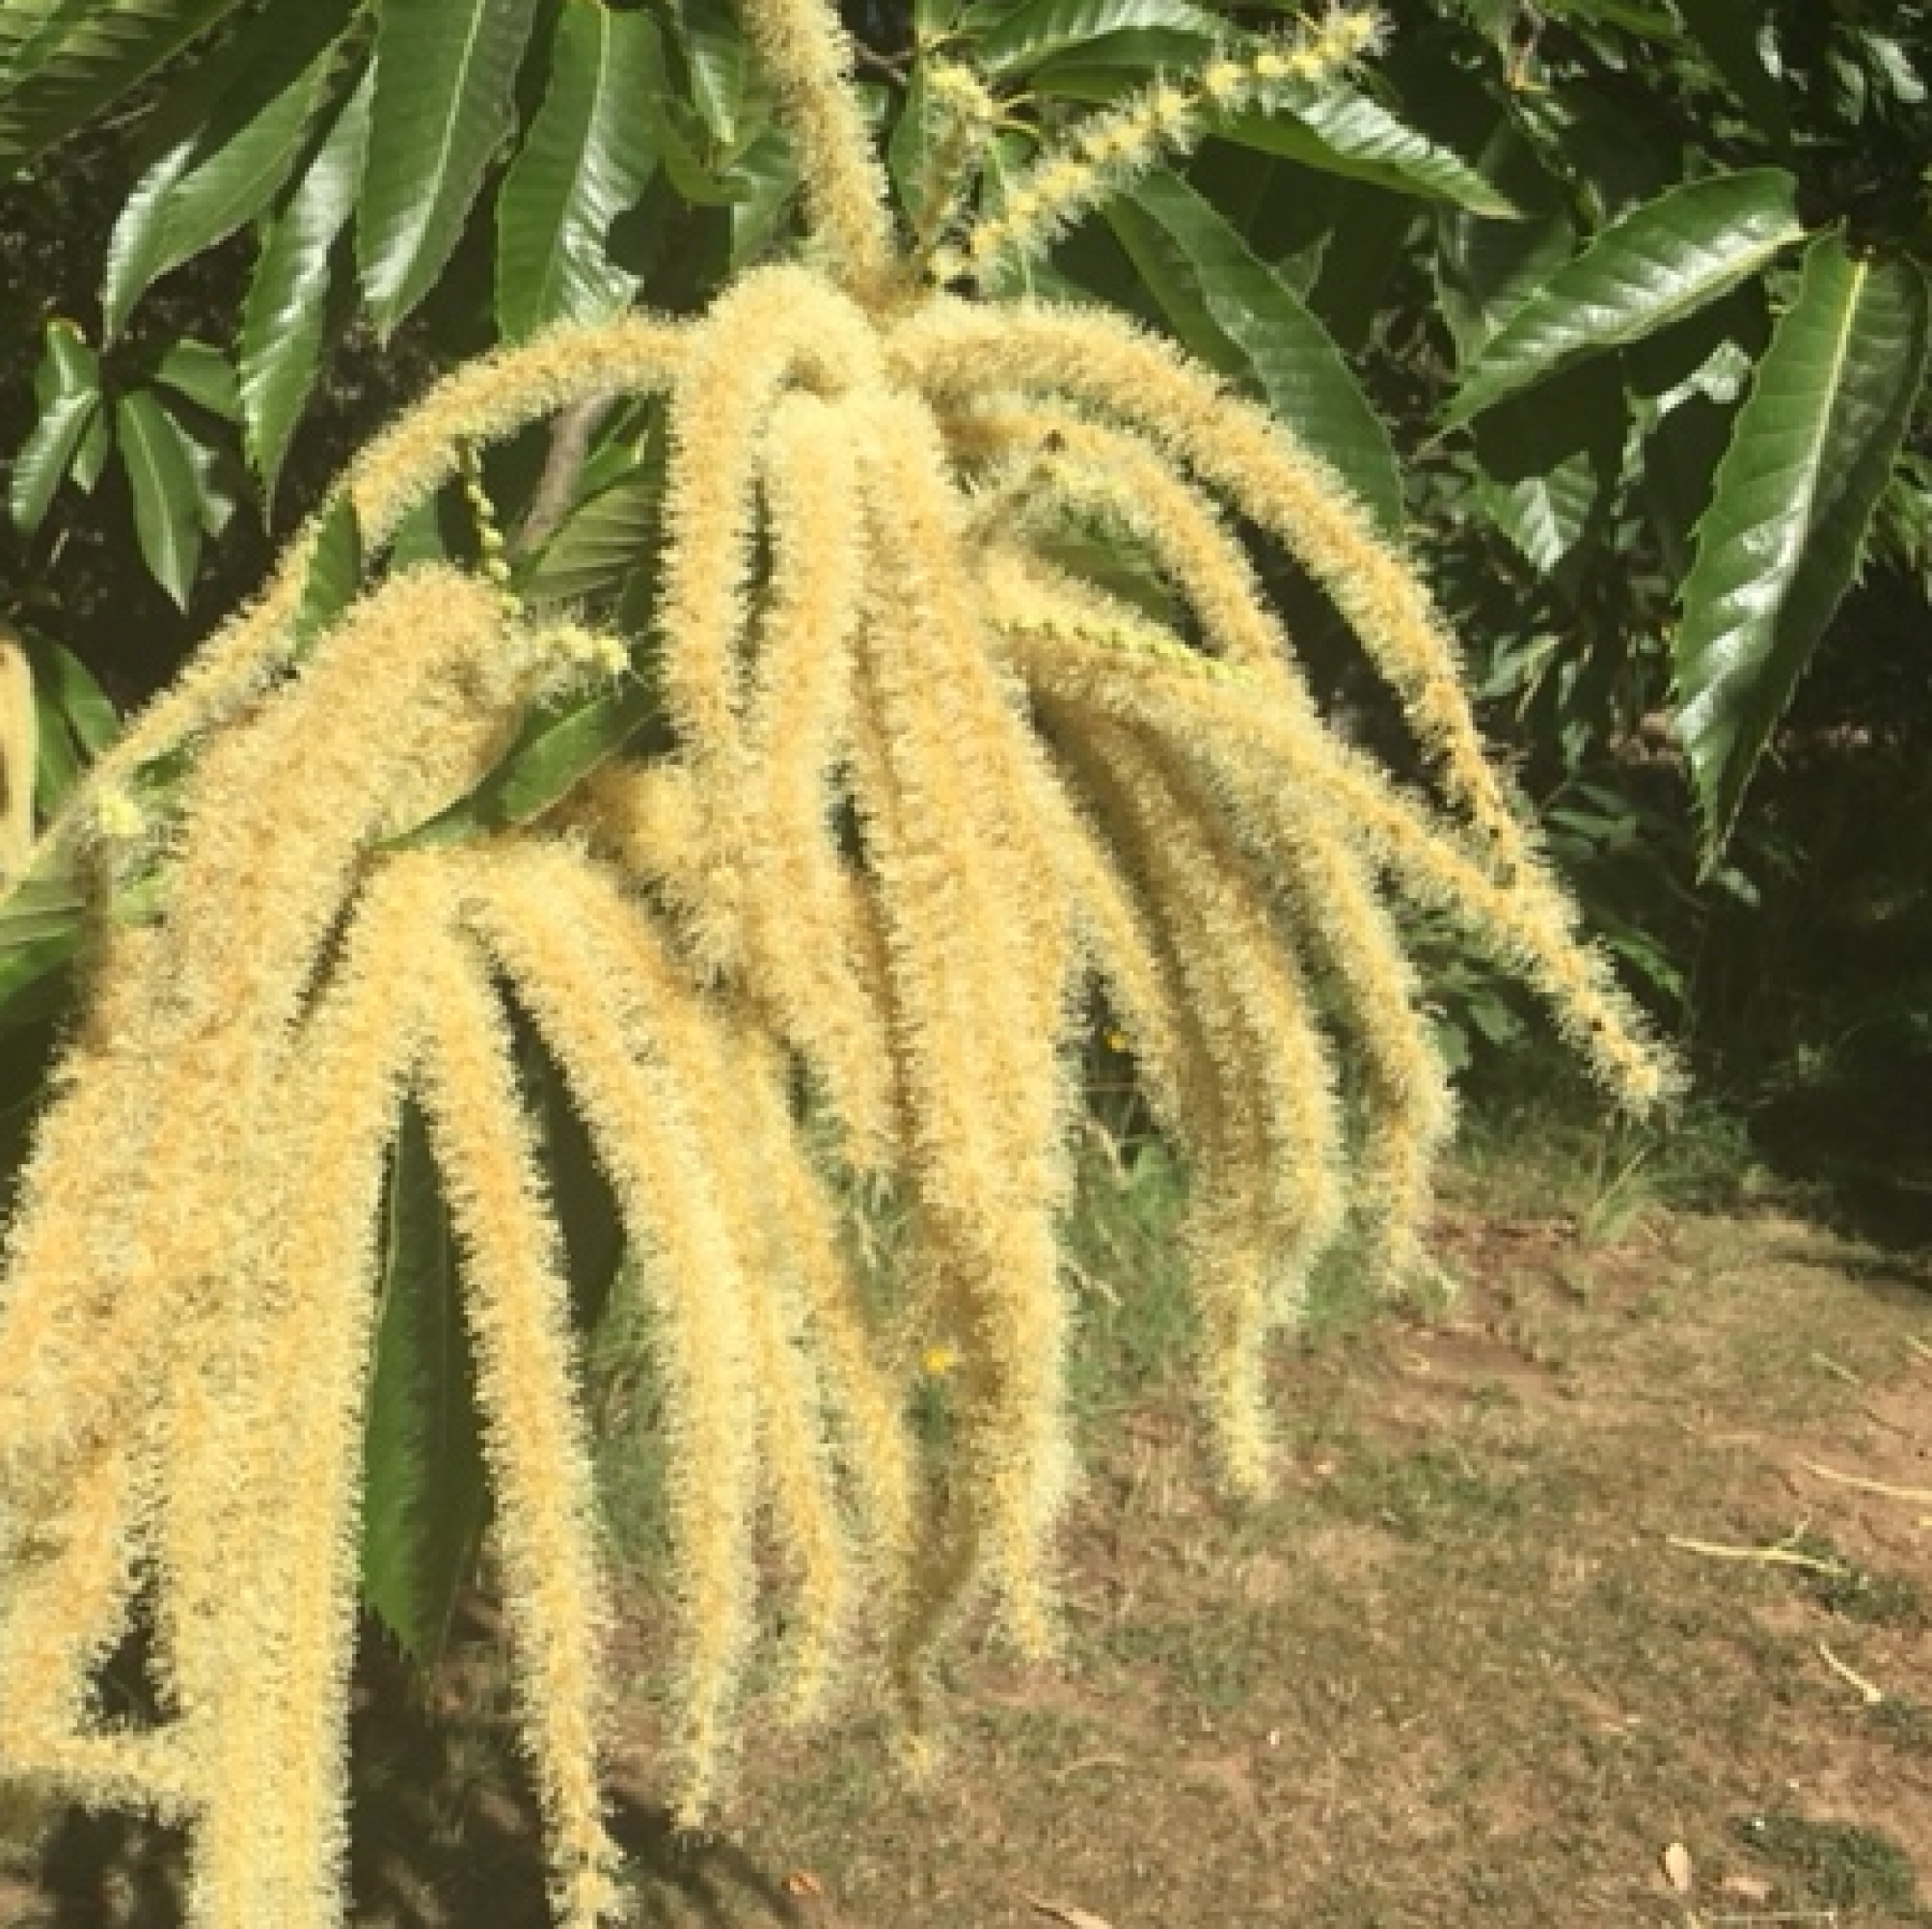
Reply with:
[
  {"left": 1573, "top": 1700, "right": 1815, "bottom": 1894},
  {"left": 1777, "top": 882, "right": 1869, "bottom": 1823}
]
[{"left": 0, "top": 3, "right": 1675, "bottom": 1924}]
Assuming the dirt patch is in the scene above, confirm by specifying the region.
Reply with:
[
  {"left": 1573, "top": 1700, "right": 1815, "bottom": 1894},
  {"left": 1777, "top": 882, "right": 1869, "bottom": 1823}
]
[{"left": 681, "top": 1204, "right": 1932, "bottom": 1929}]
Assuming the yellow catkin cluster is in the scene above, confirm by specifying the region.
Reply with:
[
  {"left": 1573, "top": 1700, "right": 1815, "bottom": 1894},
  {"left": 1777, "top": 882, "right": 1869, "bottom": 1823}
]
[
  {"left": 928, "top": 7, "right": 1385, "bottom": 288},
  {"left": 906, "top": 61, "right": 1004, "bottom": 271},
  {"left": 0, "top": 630, "right": 34, "bottom": 882},
  {"left": 0, "top": 3, "right": 1679, "bottom": 1925}
]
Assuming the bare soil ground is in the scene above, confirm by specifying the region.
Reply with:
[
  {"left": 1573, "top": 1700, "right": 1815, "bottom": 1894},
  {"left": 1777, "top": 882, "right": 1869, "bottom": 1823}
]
[{"left": 8, "top": 1181, "right": 1931, "bottom": 1929}]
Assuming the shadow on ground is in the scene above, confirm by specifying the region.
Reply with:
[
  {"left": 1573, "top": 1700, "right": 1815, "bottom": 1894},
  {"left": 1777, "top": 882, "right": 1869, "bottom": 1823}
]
[{"left": 27, "top": 1621, "right": 803, "bottom": 1929}]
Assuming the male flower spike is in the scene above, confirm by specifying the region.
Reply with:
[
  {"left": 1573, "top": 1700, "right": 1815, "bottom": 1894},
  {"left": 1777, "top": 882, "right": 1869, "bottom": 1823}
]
[{"left": 0, "top": 3, "right": 1677, "bottom": 1925}]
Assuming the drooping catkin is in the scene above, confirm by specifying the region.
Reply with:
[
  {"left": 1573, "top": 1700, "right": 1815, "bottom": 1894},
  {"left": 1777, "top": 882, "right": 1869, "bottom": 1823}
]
[
  {"left": 0, "top": 572, "right": 526, "bottom": 1523},
  {"left": 0, "top": 928, "right": 174, "bottom": 1480},
  {"left": 935, "top": 11, "right": 1383, "bottom": 288},
  {"left": 195, "top": 859, "right": 439, "bottom": 1929},
  {"left": 735, "top": 0, "right": 901, "bottom": 302},
  {"left": 1008, "top": 619, "right": 1676, "bottom": 1109},
  {"left": 842, "top": 624, "right": 1076, "bottom": 1660},
  {"left": 655, "top": 268, "right": 885, "bottom": 782},
  {"left": 1211, "top": 738, "right": 1456, "bottom": 1292},
  {"left": 727, "top": 391, "right": 897, "bottom": 1159},
  {"left": 979, "top": 543, "right": 1455, "bottom": 1285},
  {"left": 1045, "top": 707, "right": 1345, "bottom": 1488},
  {"left": 0, "top": 3, "right": 1682, "bottom": 1913},
  {"left": 0, "top": 632, "right": 35, "bottom": 881},
  {"left": 894, "top": 296, "right": 1533, "bottom": 855},
  {"left": 726, "top": 1020, "right": 920, "bottom": 1643},
  {"left": 460, "top": 842, "right": 762, "bottom": 1821},
  {"left": 153, "top": 566, "right": 523, "bottom": 1045},
  {"left": 966, "top": 403, "right": 1308, "bottom": 679},
  {"left": 413, "top": 915, "right": 624, "bottom": 1927},
  {"left": 0, "top": 1431, "right": 180, "bottom": 1811}
]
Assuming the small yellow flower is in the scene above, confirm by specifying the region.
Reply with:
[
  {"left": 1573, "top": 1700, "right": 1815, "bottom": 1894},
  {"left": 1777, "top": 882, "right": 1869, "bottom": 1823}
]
[
  {"left": 530, "top": 621, "right": 630, "bottom": 682},
  {"left": 1203, "top": 60, "right": 1244, "bottom": 102},
  {"left": 94, "top": 788, "right": 146, "bottom": 841},
  {"left": 920, "top": 1344, "right": 958, "bottom": 1378},
  {"left": 1149, "top": 87, "right": 1191, "bottom": 133}
]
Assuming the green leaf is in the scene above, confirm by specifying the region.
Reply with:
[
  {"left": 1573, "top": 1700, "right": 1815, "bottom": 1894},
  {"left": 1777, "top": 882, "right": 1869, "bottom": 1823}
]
[
  {"left": 16, "top": 627, "right": 118, "bottom": 824},
  {"left": 673, "top": 0, "right": 747, "bottom": 147},
  {"left": 887, "top": 56, "right": 939, "bottom": 234},
  {"left": 24, "top": 630, "right": 121, "bottom": 763},
  {"left": 358, "top": 0, "right": 543, "bottom": 335},
  {"left": 167, "top": 405, "right": 241, "bottom": 539},
  {"left": 360, "top": 1100, "right": 490, "bottom": 1669},
  {"left": 96, "top": 28, "right": 286, "bottom": 339},
  {"left": 1106, "top": 170, "right": 1402, "bottom": 534},
  {"left": 385, "top": 490, "right": 467, "bottom": 570},
  {"left": 99, "top": 2, "right": 352, "bottom": 336},
  {"left": 69, "top": 401, "right": 112, "bottom": 494},
  {"left": 239, "top": 58, "right": 372, "bottom": 501},
  {"left": 29, "top": 309, "right": 95, "bottom": 411},
  {"left": 725, "top": 122, "right": 799, "bottom": 272},
  {"left": 292, "top": 496, "right": 364, "bottom": 650},
  {"left": 914, "top": 0, "right": 961, "bottom": 40},
  {"left": 1020, "top": 34, "right": 1220, "bottom": 95},
  {"left": 399, "top": 674, "right": 662, "bottom": 846},
  {"left": 152, "top": 338, "right": 240, "bottom": 421},
  {"left": 11, "top": 318, "right": 100, "bottom": 534},
  {"left": 975, "top": 0, "right": 1218, "bottom": 75},
  {"left": 1214, "top": 87, "right": 1516, "bottom": 217},
  {"left": 0, "top": 0, "right": 251, "bottom": 178},
  {"left": 1438, "top": 202, "right": 1576, "bottom": 367},
  {"left": 0, "top": 0, "right": 95, "bottom": 81},
  {"left": 495, "top": 0, "right": 657, "bottom": 342},
  {"left": 1470, "top": 360, "right": 1624, "bottom": 575},
  {"left": 520, "top": 470, "right": 662, "bottom": 604},
  {"left": 0, "top": 921, "right": 81, "bottom": 1032},
  {"left": 1452, "top": 0, "right": 1515, "bottom": 42},
  {"left": 97, "top": 145, "right": 190, "bottom": 344},
  {"left": 1557, "top": 0, "right": 1682, "bottom": 35},
  {"left": 1447, "top": 169, "right": 1804, "bottom": 424},
  {"left": 0, "top": 835, "right": 85, "bottom": 1029},
  {"left": 634, "top": 11, "right": 745, "bottom": 206},
  {"left": 1431, "top": 115, "right": 1574, "bottom": 366},
  {"left": 115, "top": 389, "right": 203, "bottom": 609},
  {"left": 0, "top": 860, "right": 86, "bottom": 941},
  {"left": 1673, "top": 238, "right": 1931, "bottom": 857},
  {"left": 27, "top": 673, "right": 79, "bottom": 820}
]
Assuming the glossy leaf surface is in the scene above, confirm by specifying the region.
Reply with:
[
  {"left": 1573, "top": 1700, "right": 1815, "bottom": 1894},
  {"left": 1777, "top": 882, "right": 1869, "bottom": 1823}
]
[
  {"left": 361, "top": 1101, "right": 490, "bottom": 1668},
  {"left": 358, "top": 0, "right": 543, "bottom": 334},
  {"left": 1108, "top": 170, "right": 1401, "bottom": 534},
  {"left": 1448, "top": 170, "right": 1803, "bottom": 424},
  {"left": 496, "top": 0, "right": 658, "bottom": 340},
  {"left": 239, "top": 61, "right": 372, "bottom": 499},
  {"left": 1673, "top": 237, "right": 1931, "bottom": 856},
  {"left": 10, "top": 319, "right": 100, "bottom": 533},
  {"left": 115, "top": 388, "right": 203, "bottom": 607},
  {"left": 0, "top": 0, "right": 249, "bottom": 177},
  {"left": 98, "top": 1, "right": 349, "bottom": 335},
  {"left": 1215, "top": 86, "right": 1514, "bottom": 216}
]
